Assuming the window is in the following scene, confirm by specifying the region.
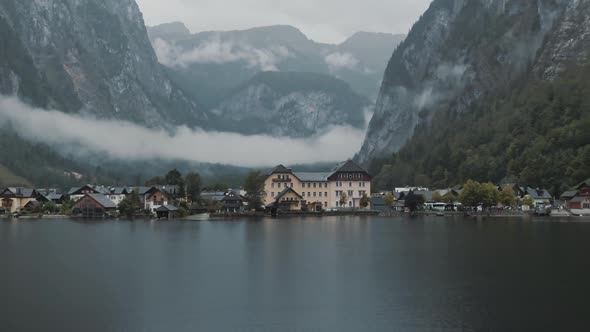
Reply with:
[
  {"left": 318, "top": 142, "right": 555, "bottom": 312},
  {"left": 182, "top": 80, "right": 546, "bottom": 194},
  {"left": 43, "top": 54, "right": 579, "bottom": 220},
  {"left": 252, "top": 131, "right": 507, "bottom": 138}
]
[
  {"left": 313, "top": 192, "right": 316, "bottom": 197},
  {"left": 324, "top": 202, "right": 328, "bottom": 207},
  {"left": 348, "top": 190, "right": 354, "bottom": 197},
  {"left": 325, "top": 192, "right": 328, "bottom": 197},
  {"left": 324, "top": 183, "right": 328, "bottom": 188},
  {"left": 308, "top": 192, "right": 311, "bottom": 197},
  {"left": 290, "top": 183, "right": 294, "bottom": 188},
  {"left": 271, "top": 192, "right": 275, "bottom": 197},
  {"left": 272, "top": 183, "right": 275, "bottom": 189},
  {"left": 313, "top": 183, "right": 317, "bottom": 188},
  {"left": 349, "top": 201, "right": 353, "bottom": 207},
  {"left": 302, "top": 192, "right": 305, "bottom": 197},
  {"left": 318, "top": 192, "right": 322, "bottom": 197},
  {"left": 349, "top": 182, "right": 352, "bottom": 187}
]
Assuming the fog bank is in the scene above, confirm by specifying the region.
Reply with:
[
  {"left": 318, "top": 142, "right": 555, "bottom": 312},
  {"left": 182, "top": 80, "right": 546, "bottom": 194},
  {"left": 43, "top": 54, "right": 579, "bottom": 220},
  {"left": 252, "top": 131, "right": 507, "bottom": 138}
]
[{"left": 0, "top": 96, "right": 365, "bottom": 167}]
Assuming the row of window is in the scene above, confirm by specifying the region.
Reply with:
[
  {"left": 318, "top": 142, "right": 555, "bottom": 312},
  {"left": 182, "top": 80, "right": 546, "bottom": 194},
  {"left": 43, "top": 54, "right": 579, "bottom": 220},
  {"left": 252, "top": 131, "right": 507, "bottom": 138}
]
[
  {"left": 301, "top": 182, "right": 328, "bottom": 189},
  {"left": 302, "top": 192, "right": 328, "bottom": 198},
  {"left": 272, "top": 182, "right": 294, "bottom": 189},
  {"left": 335, "top": 182, "right": 367, "bottom": 188},
  {"left": 337, "top": 173, "right": 366, "bottom": 180}
]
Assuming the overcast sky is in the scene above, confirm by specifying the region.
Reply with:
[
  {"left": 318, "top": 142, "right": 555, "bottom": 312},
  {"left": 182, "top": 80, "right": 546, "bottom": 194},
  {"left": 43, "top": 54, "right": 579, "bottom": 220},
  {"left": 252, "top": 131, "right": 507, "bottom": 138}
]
[{"left": 135, "top": 0, "right": 432, "bottom": 43}]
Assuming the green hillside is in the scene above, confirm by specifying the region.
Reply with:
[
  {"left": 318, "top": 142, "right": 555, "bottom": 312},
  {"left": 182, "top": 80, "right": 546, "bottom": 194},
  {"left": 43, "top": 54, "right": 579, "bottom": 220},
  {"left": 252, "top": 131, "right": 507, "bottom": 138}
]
[{"left": 370, "top": 62, "right": 590, "bottom": 195}]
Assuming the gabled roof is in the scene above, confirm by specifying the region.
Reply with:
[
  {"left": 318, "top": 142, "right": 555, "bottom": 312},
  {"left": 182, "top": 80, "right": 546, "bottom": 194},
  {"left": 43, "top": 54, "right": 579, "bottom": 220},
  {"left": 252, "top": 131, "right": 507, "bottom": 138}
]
[
  {"left": 525, "top": 187, "right": 552, "bottom": 199},
  {"left": 111, "top": 187, "right": 129, "bottom": 195},
  {"left": 135, "top": 186, "right": 162, "bottom": 196},
  {"left": 574, "top": 178, "right": 590, "bottom": 190},
  {"left": 293, "top": 172, "right": 331, "bottom": 182},
  {"left": 85, "top": 194, "right": 117, "bottom": 209},
  {"left": 331, "top": 159, "right": 367, "bottom": 173},
  {"left": 270, "top": 164, "right": 292, "bottom": 174},
  {"left": 156, "top": 205, "right": 178, "bottom": 212},
  {"left": 223, "top": 191, "right": 243, "bottom": 201},
  {"left": 560, "top": 191, "right": 579, "bottom": 199},
  {"left": 413, "top": 190, "right": 433, "bottom": 202},
  {"left": 275, "top": 187, "right": 303, "bottom": 201},
  {"left": 67, "top": 185, "right": 99, "bottom": 195},
  {"left": 1, "top": 187, "right": 36, "bottom": 198}
]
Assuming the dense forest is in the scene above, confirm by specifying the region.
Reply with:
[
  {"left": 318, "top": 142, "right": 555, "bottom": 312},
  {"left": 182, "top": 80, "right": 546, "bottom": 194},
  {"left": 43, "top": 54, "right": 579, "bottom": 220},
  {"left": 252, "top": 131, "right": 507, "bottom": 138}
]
[{"left": 370, "top": 62, "right": 590, "bottom": 195}]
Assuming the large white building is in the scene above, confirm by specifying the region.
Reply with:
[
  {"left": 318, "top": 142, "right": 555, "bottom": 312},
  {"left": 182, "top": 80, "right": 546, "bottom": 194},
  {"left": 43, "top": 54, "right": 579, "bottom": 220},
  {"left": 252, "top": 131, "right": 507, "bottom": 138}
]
[{"left": 264, "top": 160, "right": 372, "bottom": 211}]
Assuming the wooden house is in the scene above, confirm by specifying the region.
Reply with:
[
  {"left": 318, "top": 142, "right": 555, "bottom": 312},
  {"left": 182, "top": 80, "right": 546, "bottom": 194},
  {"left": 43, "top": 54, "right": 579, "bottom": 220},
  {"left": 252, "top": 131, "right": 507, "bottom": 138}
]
[{"left": 72, "top": 194, "right": 117, "bottom": 218}]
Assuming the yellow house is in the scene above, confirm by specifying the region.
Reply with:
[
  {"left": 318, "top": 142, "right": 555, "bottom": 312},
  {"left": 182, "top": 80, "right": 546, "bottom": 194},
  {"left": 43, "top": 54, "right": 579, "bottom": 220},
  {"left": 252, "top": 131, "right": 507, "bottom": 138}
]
[
  {"left": 272, "top": 187, "right": 304, "bottom": 211},
  {"left": 264, "top": 160, "right": 372, "bottom": 210},
  {"left": 0, "top": 188, "right": 38, "bottom": 213}
]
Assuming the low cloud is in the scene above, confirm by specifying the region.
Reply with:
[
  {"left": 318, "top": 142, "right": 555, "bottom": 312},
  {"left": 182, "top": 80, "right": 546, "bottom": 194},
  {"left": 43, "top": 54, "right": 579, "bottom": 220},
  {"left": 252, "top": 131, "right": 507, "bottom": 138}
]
[
  {"left": 153, "top": 38, "right": 291, "bottom": 71},
  {"left": 324, "top": 52, "right": 359, "bottom": 71},
  {"left": 0, "top": 96, "right": 364, "bottom": 167}
]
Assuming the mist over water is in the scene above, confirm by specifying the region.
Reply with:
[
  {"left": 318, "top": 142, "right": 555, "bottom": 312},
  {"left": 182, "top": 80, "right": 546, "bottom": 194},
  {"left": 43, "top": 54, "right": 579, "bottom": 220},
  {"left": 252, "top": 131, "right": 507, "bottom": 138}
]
[{"left": 0, "top": 96, "right": 367, "bottom": 167}]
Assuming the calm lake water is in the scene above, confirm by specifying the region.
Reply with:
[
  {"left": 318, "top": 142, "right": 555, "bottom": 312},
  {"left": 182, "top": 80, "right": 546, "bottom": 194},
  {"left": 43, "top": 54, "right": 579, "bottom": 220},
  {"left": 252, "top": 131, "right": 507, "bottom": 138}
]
[{"left": 1, "top": 216, "right": 590, "bottom": 331}]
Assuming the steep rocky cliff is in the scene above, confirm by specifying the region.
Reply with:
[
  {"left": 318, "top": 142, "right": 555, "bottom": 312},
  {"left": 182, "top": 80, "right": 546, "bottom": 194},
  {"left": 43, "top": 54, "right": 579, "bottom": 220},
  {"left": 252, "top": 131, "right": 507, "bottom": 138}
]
[
  {"left": 0, "top": 0, "right": 205, "bottom": 126},
  {"left": 358, "top": 0, "right": 581, "bottom": 164},
  {"left": 210, "top": 72, "right": 369, "bottom": 137}
]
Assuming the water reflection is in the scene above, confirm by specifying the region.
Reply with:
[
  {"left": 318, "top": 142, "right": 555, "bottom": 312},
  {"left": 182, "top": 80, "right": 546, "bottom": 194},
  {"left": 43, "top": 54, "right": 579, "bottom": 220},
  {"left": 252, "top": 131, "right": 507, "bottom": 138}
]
[{"left": 1, "top": 217, "right": 590, "bottom": 331}]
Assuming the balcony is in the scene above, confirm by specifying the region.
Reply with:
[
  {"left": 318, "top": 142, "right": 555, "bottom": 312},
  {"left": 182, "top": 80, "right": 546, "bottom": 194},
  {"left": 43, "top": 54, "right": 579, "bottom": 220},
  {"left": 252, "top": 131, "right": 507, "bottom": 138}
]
[{"left": 272, "top": 178, "right": 292, "bottom": 183}]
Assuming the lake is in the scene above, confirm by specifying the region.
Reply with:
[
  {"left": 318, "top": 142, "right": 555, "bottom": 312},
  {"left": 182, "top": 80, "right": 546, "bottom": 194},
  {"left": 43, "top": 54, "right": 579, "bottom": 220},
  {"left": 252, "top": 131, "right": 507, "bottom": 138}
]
[{"left": 1, "top": 216, "right": 589, "bottom": 331}]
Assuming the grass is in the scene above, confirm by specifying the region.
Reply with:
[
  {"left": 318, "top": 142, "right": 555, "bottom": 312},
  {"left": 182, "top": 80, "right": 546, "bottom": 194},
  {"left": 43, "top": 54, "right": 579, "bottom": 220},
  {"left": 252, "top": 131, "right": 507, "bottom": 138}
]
[{"left": 0, "top": 164, "right": 33, "bottom": 187}]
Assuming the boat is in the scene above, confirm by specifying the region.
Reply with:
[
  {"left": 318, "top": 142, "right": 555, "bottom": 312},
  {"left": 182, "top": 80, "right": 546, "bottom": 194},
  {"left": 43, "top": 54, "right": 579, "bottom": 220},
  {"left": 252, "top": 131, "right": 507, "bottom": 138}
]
[{"left": 436, "top": 212, "right": 445, "bottom": 217}]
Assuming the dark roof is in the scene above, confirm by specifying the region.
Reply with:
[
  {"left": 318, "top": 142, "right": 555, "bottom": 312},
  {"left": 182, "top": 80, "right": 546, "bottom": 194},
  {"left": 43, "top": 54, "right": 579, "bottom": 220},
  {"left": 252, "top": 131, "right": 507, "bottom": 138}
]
[
  {"left": 574, "top": 178, "right": 590, "bottom": 190},
  {"left": 111, "top": 187, "right": 129, "bottom": 195},
  {"left": 223, "top": 191, "right": 243, "bottom": 201},
  {"left": 86, "top": 194, "right": 117, "bottom": 209},
  {"left": 526, "top": 187, "right": 552, "bottom": 199},
  {"left": 275, "top": 187, "right": 303, "bottom": 201},
  {"left": 270, "top": 165, "right": 292, "bottom": 174},
  {"left": 67, "top": 185, "right": 99, "bottom": 195},
  {"left": 156, "top": 205, "right": 178, "bottom": 212},
  {"left": 293, "top": 172, "right": 331, "bottom": 182},
  {"left": 1, "top": 188, "right": 36, "bottom": 198},
  {"left": 413, "top": 190, "right": 433, "bottom": 202},
  {"left": 135, "top": 186, "right": 161, "bottom": 196},
  {"left": 560, "top": 191, "right": 579, "bottom": 199},
  {"left": 332, "top": 159, "right": 367, "bottom": 173}
]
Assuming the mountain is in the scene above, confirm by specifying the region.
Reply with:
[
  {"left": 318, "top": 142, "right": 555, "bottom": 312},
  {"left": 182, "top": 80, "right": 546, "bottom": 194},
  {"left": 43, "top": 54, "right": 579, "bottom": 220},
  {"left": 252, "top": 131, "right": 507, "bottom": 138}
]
[
  {"left": 210, "top": 72, "right": 370, "bottom": 137},
  {"left": 147, "top": 23, "right": 404, "bottom": 105},
  {"left": 0, "top": 0, "right": 205, "bottom": 127},
  {"left": 362, "top": 0, "right": 590, "bottom": 193}
]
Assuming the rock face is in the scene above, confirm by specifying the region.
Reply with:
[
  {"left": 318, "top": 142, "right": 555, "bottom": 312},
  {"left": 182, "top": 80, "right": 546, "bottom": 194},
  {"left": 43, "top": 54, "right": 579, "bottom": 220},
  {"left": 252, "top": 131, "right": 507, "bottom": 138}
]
[
  {"left": 0, "top": 0, "right": 205, "bottom": 127},
  {"left": 357, "top": 0, "right": 586, "bottom": 164},
  {"left": 148, "top": 23, "right": 404, "bottom": 105},
  {"left": 210, "top": 72, "right": 369, "bottom": 137}
]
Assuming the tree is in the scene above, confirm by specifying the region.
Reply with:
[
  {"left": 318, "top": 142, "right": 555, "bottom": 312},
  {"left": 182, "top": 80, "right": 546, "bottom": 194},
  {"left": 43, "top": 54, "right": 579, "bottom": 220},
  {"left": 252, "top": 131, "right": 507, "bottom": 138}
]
[
  {"left": 42, "top": 201, "right": 58, "bottom": 214},
  {"left": 383, "top": 192, "right": 396, "bottom": 209},
  {"left": 164, "top": 169, "right": 184, "bottom": 185},
  {"left": 522, "top": 195, "right": 534, "bottom": 207},
  {"left": 339, "top": 192, "right": 348, "bottom": 207},
  {"left": 118, "top": 191, "right": 142, "bottom": 219},
  {"left": 404, "top": 191, "right": 425, "bottom": 212},
  {"left": 243, "top": 171, "right": 266, "bottom": 211},
  {"left": 500, "top": 186, "right": 517, "bottom": 207},
  {"left": 360, "top": 192, "right": 370, "bottom": 208},
  {"left": 145, "top": 176, "right": 164, "bottom": 186},
  {"left": 480, "top": 182, "right": 501, "bottom": 208},
  {"left": 165, "top": 169, "right": 185, "bottom": 198},
  {"left": 432, "top": 192, "right": 443, "bottom": 202},
  {"left": 442, "top": 192, "right": 456, "bottom": 203},
  {"left": 185, "top": 172, "right": 202, "bottom": 204},
  {"left": 459, "top": 180, "right": 482, "bottom": 207},
  {"left": 59, "top": 198, "right": 75, "bottom": 215}
]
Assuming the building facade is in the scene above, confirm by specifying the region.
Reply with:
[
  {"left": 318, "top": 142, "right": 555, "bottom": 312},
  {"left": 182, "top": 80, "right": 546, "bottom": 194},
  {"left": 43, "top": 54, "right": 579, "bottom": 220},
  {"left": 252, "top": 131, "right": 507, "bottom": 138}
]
[{"left": 264, "top": 160, "right": 371, "bottom": 210}]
